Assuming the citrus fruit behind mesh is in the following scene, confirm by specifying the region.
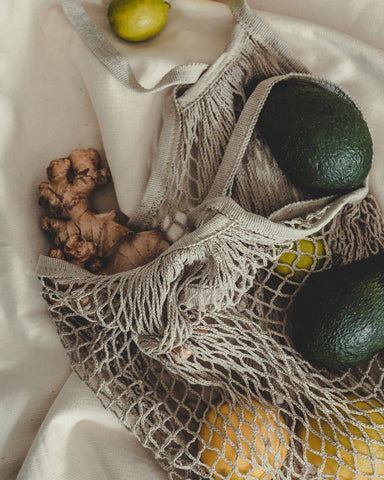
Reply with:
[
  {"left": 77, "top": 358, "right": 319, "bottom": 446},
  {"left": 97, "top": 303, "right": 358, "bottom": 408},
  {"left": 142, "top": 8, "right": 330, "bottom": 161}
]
[
  {"left": 198, "top": 398, "right": 289, "bottom": 480},
  {"left": 107, "top": 0, "right": 170, "bottom": 42},
  {"left": 298, "top": 395, "right": 384, "bottom": 480},
  {"left": 275, "top": 236, "right": 325, "bottom": 282}
]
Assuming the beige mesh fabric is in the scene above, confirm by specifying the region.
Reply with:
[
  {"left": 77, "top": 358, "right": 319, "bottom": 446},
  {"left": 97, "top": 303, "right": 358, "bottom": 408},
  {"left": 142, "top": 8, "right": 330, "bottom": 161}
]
[
  {"left": 128, "top": 35, "right": 310, "bottom": 236},
  {"left": 37, "top": 193, "right": 384, "bottom": 480},
  {"left": 37, "top": 2, "right": 384, "bottom": 480}
]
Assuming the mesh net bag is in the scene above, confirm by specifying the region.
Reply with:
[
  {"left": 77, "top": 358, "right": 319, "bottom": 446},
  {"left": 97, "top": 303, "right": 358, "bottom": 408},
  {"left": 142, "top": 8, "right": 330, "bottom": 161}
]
[{"left": 37, "top": 1, "right": 384, "bottom": 479}]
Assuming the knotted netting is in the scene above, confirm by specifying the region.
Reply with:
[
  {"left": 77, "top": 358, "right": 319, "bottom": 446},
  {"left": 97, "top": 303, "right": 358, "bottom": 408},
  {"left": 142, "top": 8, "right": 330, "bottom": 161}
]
[{"left": 37, "top": 7, "right": 384, "bottom": 480}]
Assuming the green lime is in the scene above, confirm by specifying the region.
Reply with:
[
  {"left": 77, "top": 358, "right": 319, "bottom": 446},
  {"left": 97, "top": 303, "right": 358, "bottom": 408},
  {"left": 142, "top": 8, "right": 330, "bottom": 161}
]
[
  {"left": 107, "top": 0, "right": 170, "bottom": 42},
  {"left": 275, "top": 236, "right": 325, "bottom": 282}
]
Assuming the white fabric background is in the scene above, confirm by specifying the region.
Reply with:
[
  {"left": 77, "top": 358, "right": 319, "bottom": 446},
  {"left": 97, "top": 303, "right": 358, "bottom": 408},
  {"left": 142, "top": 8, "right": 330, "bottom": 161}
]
[{"left": 1, "top": 0, "right": 383, "bottom": 479}]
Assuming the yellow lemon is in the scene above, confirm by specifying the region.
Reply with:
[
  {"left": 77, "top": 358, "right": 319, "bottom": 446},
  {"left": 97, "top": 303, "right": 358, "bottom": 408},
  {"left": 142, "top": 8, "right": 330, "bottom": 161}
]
[
  {"left": 198, "top": 398, "right": 289, "bottom": 480},
  {"left": 107, "top": 0, "right": 170, "bottom": 42},
  {"left": 275, "top": 236, "right": 325, "bottom": 282},
  {"left": 298, "top": 395, "right": 384, "bottom": 480}
]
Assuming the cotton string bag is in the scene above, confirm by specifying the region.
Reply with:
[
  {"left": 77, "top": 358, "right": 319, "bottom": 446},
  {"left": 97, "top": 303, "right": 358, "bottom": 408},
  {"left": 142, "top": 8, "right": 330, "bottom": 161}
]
[{"left": 37, "top": 0, "right": 384, "bottom": 479}]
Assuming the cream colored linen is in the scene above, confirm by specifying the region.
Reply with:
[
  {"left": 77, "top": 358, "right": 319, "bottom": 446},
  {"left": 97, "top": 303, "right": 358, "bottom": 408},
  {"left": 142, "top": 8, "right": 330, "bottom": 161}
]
[{"left": 0, "top": 1, "right": 383, "bottom": 479}]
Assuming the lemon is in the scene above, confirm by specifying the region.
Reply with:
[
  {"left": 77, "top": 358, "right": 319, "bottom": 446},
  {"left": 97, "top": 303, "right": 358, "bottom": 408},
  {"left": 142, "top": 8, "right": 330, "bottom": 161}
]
[
  {"left": 198, "top": 398, "right": 289, "bottom": 480},
  {"left": 107, "top": 0, "right": 170, "bottom": 42},
  {"left": 298, "top": 395, "right": 384, "bottom": 480},
  {"left": 275, "top": 236, "right": 325, "bottom": 282}
]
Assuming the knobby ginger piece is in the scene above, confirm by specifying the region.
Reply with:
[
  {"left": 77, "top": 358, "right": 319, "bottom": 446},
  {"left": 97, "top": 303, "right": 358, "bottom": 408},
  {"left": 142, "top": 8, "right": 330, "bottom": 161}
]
[
  {"left": 39, "top": 148, "right": 168, "bottom": 274},
  {"left": 38, "top": 148, "right": 197, "bottom": 364}
]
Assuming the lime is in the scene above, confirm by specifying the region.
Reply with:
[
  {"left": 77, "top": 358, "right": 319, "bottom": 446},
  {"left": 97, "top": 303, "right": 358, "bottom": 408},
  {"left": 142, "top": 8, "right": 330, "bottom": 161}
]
[
  {"left": 275, "top": 236, "right": 325, "bottom": 282},
  {"left": 107, "top": 0, "right": 170, "bottom": 42}
]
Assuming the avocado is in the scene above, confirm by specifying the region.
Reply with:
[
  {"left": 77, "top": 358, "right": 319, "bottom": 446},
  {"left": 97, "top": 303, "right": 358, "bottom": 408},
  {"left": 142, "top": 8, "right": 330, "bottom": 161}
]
[
  {"left": 291, "top": 254, "right": 384, "bottom": 371},
  {"left": 257, "top": 79, "right": 373, "bottom": 193}
]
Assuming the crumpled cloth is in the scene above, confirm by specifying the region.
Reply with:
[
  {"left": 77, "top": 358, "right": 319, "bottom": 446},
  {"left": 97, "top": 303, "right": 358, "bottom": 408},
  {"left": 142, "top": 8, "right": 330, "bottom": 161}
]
[{"left": 1, "top": 1, "right": 383, "bottom": 479}]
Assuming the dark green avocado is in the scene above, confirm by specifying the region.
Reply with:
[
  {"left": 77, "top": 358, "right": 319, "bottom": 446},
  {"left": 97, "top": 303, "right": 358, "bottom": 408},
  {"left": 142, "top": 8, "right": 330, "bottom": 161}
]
[
  {"left": 291, "top": 254, "right": 384, "bottom": 371},
  {"left": 258, "top": 79, "right": 373, "bottom": 193}
]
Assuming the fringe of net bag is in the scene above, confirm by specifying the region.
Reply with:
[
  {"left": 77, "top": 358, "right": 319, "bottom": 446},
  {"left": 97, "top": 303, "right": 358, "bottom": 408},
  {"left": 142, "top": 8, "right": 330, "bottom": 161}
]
[{"left": 37, "top": 1, "right": 384, "bottom": 479}]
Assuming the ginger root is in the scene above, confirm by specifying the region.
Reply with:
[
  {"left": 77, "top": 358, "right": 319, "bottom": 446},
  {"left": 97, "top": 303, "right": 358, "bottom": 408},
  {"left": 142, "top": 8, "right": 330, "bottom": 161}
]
[
  {"left": 39, "top": 148, "right": 198, "bottom": 363},
  {"left": 39, "top": 148, "right": 168, "bottom": 274}
]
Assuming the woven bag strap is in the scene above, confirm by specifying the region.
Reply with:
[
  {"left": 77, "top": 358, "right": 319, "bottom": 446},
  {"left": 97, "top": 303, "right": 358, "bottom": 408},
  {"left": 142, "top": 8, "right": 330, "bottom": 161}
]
[
  {"left": 187, "top": 72, "right": 369, "bottom": 241},
  {"left": 59, "top": 0, "right": 305, "bottom": 93}
]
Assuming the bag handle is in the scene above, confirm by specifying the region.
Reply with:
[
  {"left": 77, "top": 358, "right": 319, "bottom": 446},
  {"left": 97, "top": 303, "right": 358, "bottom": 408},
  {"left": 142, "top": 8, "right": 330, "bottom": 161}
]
[
  {"left": 188, "top": 72, "right": 369, "bottom": 237},
  {"left": 200, "top": 72, "right": 365, "bottom": 201},
  {"left": 60, "top": 0, "right": 209, "bottom": 92},
  {"left": 59, "top": 0, "right": 305, "bottom": 93}
]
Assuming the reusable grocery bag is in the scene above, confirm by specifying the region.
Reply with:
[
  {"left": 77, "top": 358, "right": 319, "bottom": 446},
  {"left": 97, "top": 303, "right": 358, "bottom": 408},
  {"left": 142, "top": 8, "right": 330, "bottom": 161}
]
[{"left": 37, "top": 0, "right": 384, "bottom": 478}]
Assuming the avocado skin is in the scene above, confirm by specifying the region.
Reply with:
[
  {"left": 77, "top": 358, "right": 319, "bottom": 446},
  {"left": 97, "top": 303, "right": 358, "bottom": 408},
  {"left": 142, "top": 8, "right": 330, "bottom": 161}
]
[
  {"left": 258, "top": 80, "right": 373, "bottom": 194},
  {"left": 292, "top": 254, "right": 384, "bottom": 371}
]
